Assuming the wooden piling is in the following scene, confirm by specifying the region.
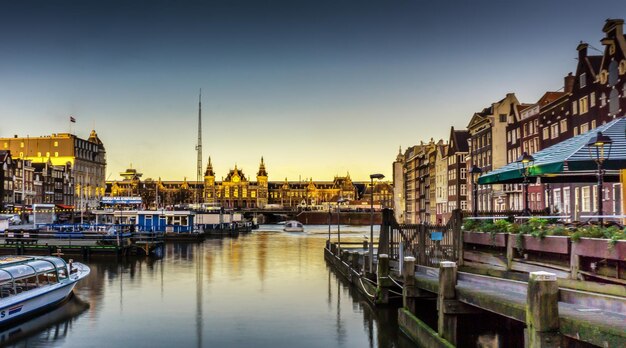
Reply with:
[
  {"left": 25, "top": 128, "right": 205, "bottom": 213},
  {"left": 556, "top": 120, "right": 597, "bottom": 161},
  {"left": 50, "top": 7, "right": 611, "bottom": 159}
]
[
  {"left": 403, "top": 256, "right": 417, "bottom": 313},
  {"left": 376, "top": 254, "right": 390, "bottom": 304},
  {"left": 526, "top": 271, "right": 561, "bottom": 348},
  {"left": 438, "top": 261, "right": 458, "bottom": 345}
]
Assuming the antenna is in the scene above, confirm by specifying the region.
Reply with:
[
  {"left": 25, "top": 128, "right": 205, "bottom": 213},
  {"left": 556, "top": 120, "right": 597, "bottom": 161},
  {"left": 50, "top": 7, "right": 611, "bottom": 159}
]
[{"left": 195, "top": 89, "right": 203, "bottom": 205}]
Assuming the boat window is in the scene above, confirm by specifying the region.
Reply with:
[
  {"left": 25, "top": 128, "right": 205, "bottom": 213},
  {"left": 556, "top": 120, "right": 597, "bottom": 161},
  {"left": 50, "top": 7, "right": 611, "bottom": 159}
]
[
  {"left": 3, "top": 264, "right": 36, "bottom": 279},
  {"left": 41, "top": 257, "right": 67, "bottom": 269},
  {"left": 58, "top": 267, "right": 68, "bottom": 280},
  {"left": 43, "top": 272, "right": 58, "bottom": 284},
  {"left": 0, "top": 281, "right": 13, "bottom": 297},
  {"left": 14, "top": 275, "right": 38, "bottom": 292},
  {"left": 30, "top": 260, "right": 56, "bottom": 273}
]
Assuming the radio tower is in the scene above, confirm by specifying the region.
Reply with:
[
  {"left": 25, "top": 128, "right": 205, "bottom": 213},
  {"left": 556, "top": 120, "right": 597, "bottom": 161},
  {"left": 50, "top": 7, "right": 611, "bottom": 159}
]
[{"left": 195, "top": 89, "right": 203, "bottom": 206}]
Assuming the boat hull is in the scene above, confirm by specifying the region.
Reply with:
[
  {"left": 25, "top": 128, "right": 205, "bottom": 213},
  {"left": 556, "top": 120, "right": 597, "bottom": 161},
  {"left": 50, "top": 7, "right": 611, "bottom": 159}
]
[{"left": 0, "top": 262, "right": 89, "bottom": 327}]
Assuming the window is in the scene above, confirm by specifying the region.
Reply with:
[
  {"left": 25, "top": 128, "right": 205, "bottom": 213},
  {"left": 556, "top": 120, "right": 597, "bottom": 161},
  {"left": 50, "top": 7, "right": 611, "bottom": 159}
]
[
  {"left": 460, "top": 168, "right": 466, "bottom": 179},
  {"left": 591, "top": 120, "right": 596, "bottom": 129},
  {"left": 600, "top": 93, "right": 607, "bottom": 107},
  {"left": 573, "top": 126, "right": 579, "bottom": 136},
  {"left": 590, "top": 92, "right": 596, "bottom": 107},
  {"left": 550, "top": 123, "right": 559, "bottom": 139},
  {"left": 542, "top": 128, "right": 549, "bottom": 140},
  {"left": 580, "top": 123, "right": 589, "bottom": 134},
  {"left": 460, "top": 184, "right": 467, "bottom": 196},
  {"left": 581, "top": 186, "right": 590, "bottom": 211},
  {"left": 54, "top": 141, "right": 58, "bottom": 147},
  {"left": 580, "top": 73, "right": 586, "bottom": 88},
  {"left": 54, "top": 152, "right": 58, "bottom": 157},
  {"left": 460, "top": 201, "right": 467, "bottom": 211},
  {"left": 579, "top": 96, "right": 588, "bottom": 114},
  {"left": 572, "top": 101, "right": 578, "bottom": 115},
  {"left": 499, "top": 114, "right": 506, "bottom": 122},
  {"left": 560, "top": 119, "right": 567, "bottom": 133},
  {"left": 563, "top": 187, "right": 570, "bottom": 214}
]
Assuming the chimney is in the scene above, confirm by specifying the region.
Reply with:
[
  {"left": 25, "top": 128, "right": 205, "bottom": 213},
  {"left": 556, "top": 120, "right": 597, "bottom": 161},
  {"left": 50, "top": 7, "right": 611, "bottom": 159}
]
[
  {"left": 603, "top": 18, "right": 624, "bottom": 37},
  {"left": 564, "top": 72, "right": 575, "bottom": 93},
  {"left": 577, "top": 41, "right": 588, "bottom": 61}
]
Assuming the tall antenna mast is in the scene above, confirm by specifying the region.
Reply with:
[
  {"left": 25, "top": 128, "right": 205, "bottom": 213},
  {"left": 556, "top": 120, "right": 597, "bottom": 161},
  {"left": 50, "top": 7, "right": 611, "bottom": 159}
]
[{"left": 195, "top": 89, "right": 203, "bottom": 206}]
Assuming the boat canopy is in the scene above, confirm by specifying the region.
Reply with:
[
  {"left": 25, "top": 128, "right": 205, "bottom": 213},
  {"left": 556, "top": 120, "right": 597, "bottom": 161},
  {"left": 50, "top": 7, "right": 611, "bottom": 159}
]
[
  {"left": 478, "top": 117, "right": 626, "bottom": 185},
  {"left": 3, "top": 264, "right": 36, "bottom": 279}
]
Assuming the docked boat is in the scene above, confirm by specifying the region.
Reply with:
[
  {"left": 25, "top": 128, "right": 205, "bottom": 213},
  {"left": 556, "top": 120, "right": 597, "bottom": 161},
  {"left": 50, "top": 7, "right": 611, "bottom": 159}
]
[
  {"left": 0, "top": 256, "right": 90, "bottom": 326},
  {"left": 283, "top": 220, "right": 304, "bottom": 232}
]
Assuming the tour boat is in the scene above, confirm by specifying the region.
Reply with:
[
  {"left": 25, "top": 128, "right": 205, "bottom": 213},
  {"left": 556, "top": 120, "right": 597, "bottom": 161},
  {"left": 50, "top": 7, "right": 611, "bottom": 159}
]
[
  {"left": 0, "top": 256, "right": 90, "bottom": 326},
  {"left": 283, "top": 220, "right": 304, "bottom": 232}
]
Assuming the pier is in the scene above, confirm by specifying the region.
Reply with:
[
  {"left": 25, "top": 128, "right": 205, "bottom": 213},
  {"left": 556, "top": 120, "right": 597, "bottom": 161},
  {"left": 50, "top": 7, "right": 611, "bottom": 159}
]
[
  {"left": 325, "top": 209, "right": 626, "bottom": 347},
  {"left": 1, "top": 227, "right": 164, "bottom": 257}
]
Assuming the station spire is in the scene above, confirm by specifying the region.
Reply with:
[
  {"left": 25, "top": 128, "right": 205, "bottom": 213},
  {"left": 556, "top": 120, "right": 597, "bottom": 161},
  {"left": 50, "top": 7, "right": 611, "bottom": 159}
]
[{"left": 195, "top": 89, "right": 203, "bottom": 205}]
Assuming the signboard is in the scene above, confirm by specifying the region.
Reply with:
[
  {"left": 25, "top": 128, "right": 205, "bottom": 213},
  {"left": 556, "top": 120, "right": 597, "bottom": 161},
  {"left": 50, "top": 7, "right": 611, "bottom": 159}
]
[
  {"left": 101, "top": 197, "right": 143, "bottom": 205},
  {"left": 430, "top": 231, "right": 443, "bottom": 241}
]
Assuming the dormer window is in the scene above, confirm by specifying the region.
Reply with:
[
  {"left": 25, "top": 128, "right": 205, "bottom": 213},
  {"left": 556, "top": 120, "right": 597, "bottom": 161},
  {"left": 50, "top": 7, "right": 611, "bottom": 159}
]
[{"left": 580, "top": 73, "right": 587, "bottom": 88}]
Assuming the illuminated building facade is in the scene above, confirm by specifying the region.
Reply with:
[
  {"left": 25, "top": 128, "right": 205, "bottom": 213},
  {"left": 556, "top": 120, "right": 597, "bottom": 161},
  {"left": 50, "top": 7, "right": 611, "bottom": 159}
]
[{"left": 0, "top": 131, "right": 106, "bottom": 211}]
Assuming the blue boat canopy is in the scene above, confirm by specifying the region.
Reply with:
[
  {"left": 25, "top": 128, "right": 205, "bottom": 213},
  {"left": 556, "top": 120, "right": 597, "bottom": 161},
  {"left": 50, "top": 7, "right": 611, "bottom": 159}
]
[{"left": 478, "top": 117, "right": 626, "bottom": 185}]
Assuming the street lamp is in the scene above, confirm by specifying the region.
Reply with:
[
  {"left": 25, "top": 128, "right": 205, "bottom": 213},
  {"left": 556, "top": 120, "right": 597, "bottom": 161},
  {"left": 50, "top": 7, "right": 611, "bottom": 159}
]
[
  {"left": 469, "top": 165, "right": 482, "bottom": 217},
  {"left": 586, "top": 131, "right": 613, "bottom": 225},
  {"left": 337, "top": 196, "right": 349, "bottom": 255},
  {"left": 516, "top": 152, "right": 535, "bottom": 216},
  {"left": 369, "top": 173, "right": 385, "bottom": 273}
]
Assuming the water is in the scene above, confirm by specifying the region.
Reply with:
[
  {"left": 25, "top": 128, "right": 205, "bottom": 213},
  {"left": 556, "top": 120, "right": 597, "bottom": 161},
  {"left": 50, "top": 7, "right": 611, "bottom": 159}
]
[{"left": 2, "top": 225, "right": 417, "bottom": 348}]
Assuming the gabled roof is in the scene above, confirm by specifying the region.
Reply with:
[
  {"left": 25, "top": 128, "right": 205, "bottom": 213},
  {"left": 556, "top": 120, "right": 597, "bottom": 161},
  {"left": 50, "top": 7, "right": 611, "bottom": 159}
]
[
  {"left": 538, "top": 92, "right": 566, "bottom": 106},
  {"left": 447, "top": 127, "right": 469, "bottom": 155}
]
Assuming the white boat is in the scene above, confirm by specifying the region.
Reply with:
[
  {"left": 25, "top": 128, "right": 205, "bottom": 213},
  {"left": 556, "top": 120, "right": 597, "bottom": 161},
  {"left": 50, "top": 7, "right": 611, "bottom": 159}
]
[
  {"left": 0, "top": 256, "right": 90, "bottom": 326},
  {"left": 283, "top": 220, "right": 304, "bottom": 232}
]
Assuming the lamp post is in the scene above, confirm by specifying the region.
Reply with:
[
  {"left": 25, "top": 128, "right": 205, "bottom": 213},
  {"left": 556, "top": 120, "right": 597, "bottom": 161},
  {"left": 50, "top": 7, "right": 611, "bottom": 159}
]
[
  {"left": 516, "top": 152, "right": 535, "bottom": 216},
  {"left": 369, "top": 173, "right": 385, "bottom": 273},
  {"left": 586, "top": 131, "right": 613, "bottom": 226},
  {"left": 337, "top": 197, "right": 349, "bottom": 255},
  {"left": 469, "top": 165, "right": 482, "bottom": 217}
]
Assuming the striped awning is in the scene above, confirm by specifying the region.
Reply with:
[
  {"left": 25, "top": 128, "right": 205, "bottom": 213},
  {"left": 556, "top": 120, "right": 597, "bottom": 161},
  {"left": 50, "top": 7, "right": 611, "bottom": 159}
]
[{"left": 478, "top": 117, "right": 626, "bottom": 185}]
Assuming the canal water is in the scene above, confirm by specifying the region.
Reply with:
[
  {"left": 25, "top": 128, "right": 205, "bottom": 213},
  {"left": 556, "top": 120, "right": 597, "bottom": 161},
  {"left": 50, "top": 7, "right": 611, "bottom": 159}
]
[{"left": 2, "top": 225, "right": 418, "bottom": 348}]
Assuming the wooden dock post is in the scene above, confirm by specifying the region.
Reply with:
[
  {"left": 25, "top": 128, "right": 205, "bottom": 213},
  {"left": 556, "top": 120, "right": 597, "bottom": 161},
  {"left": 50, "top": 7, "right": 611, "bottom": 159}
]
[
  {"left": 402, "top": 256, "right": 417, "bottom": 314},
  {"left": 376, "top": 254, "right": 390, "bottom": 304},
  {"left": 363, "top": 252, "right": 370, "bottom": 275},
  {"left": 526, "top": 271, "right": 561, "bottom": 348},
  {"left": 438, "top": 261, "right": 458, "bottom": 345}
]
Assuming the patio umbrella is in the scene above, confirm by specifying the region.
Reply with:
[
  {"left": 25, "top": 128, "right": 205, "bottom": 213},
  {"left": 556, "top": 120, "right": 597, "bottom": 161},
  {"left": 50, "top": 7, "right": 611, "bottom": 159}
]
[{"left": 478, "top": 117, "right": 626, "bottom": 185}]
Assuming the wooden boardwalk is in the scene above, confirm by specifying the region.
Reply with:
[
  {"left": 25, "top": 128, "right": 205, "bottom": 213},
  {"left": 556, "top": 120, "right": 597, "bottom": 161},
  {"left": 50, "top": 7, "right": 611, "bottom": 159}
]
[{"left": 325, "top": 242, "right": 626, "bottom": 347}]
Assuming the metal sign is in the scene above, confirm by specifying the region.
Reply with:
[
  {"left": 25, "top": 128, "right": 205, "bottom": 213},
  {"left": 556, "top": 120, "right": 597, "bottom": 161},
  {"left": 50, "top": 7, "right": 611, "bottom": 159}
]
[
  {"left": 430, "top": 231, "right": 443, "bottom": 241},
  {"left": 101, "top": 197, "right": 142, "bottom": 205}
]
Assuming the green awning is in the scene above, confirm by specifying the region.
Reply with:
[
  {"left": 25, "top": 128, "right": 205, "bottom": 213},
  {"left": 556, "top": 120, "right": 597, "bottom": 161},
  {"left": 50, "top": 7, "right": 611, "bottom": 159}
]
[{"left": 478, "top": 117, "right": 626, "bottom": 185}]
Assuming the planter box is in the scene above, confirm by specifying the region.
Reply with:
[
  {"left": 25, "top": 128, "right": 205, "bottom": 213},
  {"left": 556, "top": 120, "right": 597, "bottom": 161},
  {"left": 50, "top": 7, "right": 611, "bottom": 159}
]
[
  {"left": 510, "top": 234, "right": 570, "bottom": 254},
  {"left": 572, "top": 238, "right": 626, "bottom": 260},
  {"left": 463, "top": 231, "right": 506, "bottom": 247}
]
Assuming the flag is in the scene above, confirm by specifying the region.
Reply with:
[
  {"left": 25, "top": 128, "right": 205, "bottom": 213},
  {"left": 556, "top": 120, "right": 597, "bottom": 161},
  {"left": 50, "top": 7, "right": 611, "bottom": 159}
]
[{"left": 70, "top": 116, "right": 76, "bottom": 123}]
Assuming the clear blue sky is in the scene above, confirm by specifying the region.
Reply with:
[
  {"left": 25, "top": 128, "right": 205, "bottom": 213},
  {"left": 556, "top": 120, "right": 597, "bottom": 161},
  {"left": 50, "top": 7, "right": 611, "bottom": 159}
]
[{"left": 0, "top": 0, "right": 623, "bottom": 181}]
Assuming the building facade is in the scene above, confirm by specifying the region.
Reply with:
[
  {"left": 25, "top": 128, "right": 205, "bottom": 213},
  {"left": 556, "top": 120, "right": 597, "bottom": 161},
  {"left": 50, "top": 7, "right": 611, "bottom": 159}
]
[{"left": 0, "top": 131, "right": 106, "bottom": 211}]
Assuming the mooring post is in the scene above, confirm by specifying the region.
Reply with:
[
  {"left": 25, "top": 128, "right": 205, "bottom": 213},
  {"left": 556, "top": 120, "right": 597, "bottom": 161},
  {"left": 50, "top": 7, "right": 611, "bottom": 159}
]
[
  {"left": 438, "top": 261, "right": 458, "bottom": 345},
  {"left": 376, "top": 254, "right": 390, "bottom": 304},
  {"left": 351, "top": 251, "right": 360, "bottom": 270},
  {"left": 402, "top": 256, "right": 417, "bottom": 314},
  {"left": 526, "top": 271, "right": 561, "bottom": 348}
]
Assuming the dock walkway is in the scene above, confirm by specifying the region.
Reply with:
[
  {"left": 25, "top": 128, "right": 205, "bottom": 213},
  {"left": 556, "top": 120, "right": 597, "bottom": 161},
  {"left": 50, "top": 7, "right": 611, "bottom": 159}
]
[{"left": 406, "top": 265, "right": 626, "bottom": 347}]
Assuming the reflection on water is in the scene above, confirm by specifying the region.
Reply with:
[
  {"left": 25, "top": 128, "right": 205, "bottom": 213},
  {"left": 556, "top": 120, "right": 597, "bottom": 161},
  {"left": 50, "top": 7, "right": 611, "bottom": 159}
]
[
  {"left": 1, "top": 294, "right": 89, "bottom": 347},
  {"left": 6, "top": 225, "right": 416, "bottom": 348}
]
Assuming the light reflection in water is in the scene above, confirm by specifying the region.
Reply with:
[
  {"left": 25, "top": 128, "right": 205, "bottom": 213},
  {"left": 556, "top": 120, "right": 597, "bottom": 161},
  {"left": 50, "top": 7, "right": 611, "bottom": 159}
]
[{"left": 5, "top": 225, "right": 417, "bottom": 348}]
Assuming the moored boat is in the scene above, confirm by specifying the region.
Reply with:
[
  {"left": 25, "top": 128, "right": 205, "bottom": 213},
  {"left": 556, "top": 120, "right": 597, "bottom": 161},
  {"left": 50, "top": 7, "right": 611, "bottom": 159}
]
[
  {"left": 0, "top": 256, "right": 90, "bottom": 326},
  {"left": 283, "top": 220, "right": 304, "bottom": 232}
]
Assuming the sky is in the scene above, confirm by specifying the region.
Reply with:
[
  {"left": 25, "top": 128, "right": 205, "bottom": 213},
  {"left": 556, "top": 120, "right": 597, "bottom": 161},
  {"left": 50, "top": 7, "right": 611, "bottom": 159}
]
[{"left": 0, "top": 0, "right": 624, "bottom": 182}]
